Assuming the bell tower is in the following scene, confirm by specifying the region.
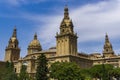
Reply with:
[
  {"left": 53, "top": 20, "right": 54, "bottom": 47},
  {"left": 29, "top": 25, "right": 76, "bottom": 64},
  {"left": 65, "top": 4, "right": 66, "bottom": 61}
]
[
  {"left": 103, "top": 34, "right": 114, "bottom": 57},
  {"left": 5, "top": 27, "right": 20, "bottom": 62},
  {"left": 56, "top": 6, "right": 78, "bottom": 56}
]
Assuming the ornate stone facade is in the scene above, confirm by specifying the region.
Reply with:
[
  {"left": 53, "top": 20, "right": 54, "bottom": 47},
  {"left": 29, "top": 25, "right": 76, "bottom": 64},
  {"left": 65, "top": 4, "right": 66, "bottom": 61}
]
[{"left": 2, "top": 6, "right": 120, "bottom": 76}]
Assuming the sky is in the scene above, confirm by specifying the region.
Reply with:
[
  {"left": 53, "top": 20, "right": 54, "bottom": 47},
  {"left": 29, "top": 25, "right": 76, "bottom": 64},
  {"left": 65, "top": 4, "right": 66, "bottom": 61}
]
[{"left": 0, "top": 0, "right": 120, "bottom": 60}]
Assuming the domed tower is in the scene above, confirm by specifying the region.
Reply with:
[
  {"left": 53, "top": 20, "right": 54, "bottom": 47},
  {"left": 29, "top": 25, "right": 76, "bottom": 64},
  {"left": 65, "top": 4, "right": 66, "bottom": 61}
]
[
  {"left": 103, "top": 34, "right": 114, "bottom": 57},
  {"left": 27, "top": 33, "right": 42, "bottom": 55},
  {"left": 56, "top": 6, "right": 78, "bottom": 56},
  {"left": 5, "top": 27, "right": 20, "bottom": 62}
]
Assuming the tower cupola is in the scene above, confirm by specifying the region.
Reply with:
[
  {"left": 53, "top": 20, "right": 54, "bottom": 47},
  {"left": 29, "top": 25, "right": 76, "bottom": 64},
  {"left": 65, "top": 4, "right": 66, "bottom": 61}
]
[
  {"left": 103, "top": 34, "right": 115, "bottom": 57},
  {"left": 59, "top": 6, "right": 74, "bottom": 35}
]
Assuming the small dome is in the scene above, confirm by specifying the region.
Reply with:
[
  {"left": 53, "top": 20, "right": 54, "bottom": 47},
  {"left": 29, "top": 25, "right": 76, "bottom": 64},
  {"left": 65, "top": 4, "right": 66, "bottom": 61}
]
[
  {"left": 28, "top": 33, "right": 42, "bottom": 50},
  {"left": 29, "top": 40, "right": 41, "bottom": 47}
]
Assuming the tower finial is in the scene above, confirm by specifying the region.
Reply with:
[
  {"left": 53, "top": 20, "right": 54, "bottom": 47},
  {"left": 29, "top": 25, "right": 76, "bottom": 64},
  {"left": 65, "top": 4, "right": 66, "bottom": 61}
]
[
  {"left": 12, "top": 26, "right": 17, "bottom": 37},
  {"left": 34, "top": 33, "right": 37, "bottom": 40},
  {"left": 64, "top": 4, "right": 69, "bottom": 19},
  {"left": 105, "top": 33, "right": 109, "bottom": 42}
]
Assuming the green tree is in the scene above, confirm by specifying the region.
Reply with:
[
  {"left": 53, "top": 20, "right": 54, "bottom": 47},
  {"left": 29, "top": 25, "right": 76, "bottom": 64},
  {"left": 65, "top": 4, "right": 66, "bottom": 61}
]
[
  {"left": 90, "top": 64, "right": 113, "bottom": 80},
  {"left": 18, "top": 65, "right": 30, "bottom": 80},
  {"left": 109, "top": 67, "right": 120, "bottom": 79},
  {"left": 80, "top": 68, "right": 92, "bottom": 80},
  {"left": 0, "top": 67, "right": 7, "bottom": 80},
  {"left": 50, "top": 62, "right": 84, "bottom": 80},
  {"left": 35, "top": 54, "right": 48, "bottom": 80},
  {"left": 1, "top": 61, "right": 18, "bottom": 80}
]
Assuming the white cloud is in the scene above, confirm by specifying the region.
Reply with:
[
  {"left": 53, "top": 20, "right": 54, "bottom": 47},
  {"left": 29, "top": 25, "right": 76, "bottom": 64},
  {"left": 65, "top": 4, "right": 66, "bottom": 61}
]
[
  {"left": 36, "top": 16, "right": 62, "bottom": 49},
  {"left": 33, "top": 0, "right": 120, "bottom": 53}
]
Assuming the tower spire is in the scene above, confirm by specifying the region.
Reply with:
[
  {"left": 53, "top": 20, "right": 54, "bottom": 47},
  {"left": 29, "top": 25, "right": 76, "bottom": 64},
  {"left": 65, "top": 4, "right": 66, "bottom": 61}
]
[
  {"left": 8, "top": 27, "right": 19, "bottom": 48},
  {"left": 12, "top": 26, "right": 17, "bottom": 37}
]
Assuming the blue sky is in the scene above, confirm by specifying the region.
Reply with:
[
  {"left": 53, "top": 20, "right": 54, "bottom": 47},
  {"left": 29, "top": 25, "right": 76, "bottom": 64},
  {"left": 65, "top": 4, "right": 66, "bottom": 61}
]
[{"left": 0, "top": 0, "right": 120, "bottom": 60}]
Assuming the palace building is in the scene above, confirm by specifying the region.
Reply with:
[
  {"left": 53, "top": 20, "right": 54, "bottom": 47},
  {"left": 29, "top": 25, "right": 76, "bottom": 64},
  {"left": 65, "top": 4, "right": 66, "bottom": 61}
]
[{"left": 2, "top": 6, "right": 120, "bottom": 76}]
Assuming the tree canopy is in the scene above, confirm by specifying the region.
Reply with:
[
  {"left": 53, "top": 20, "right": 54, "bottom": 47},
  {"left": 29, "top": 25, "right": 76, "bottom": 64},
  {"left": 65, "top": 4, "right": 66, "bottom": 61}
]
[
  {"left": 50, "top": 62, "right": 84, "bottom": 80},
  {"left": 90, "top": 64, "right": 113, "bottom": 80},
  {"left": 1, "top": 61, "right": 120, "bottom": 80},
  {"left": 109, "top": 67, "right": 120, "bottom": 79}
]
